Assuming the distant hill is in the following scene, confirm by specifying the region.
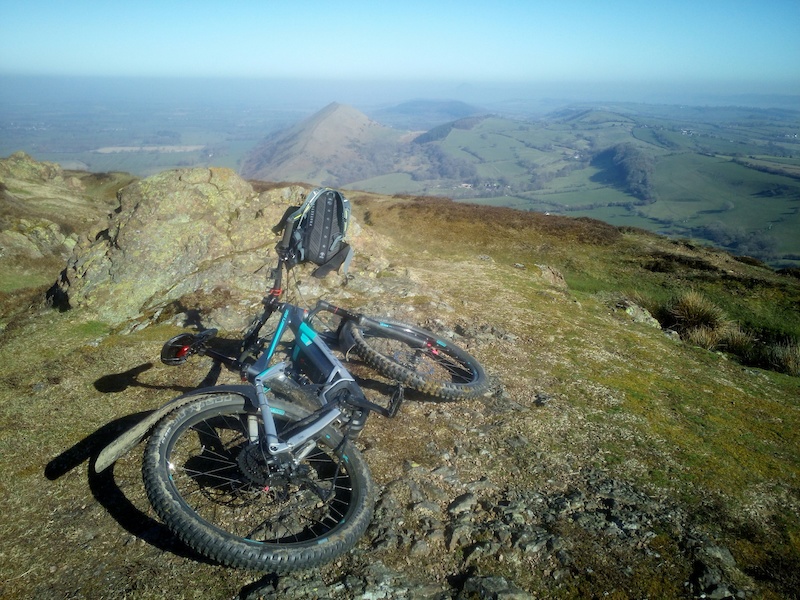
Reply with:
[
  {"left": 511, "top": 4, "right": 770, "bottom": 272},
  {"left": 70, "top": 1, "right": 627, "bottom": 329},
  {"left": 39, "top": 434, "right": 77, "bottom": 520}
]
[
  {"left": 243, "top": 102, "right": 800, "bottom": 267},
  {"left": 368, "top": 99, "right": 486, "bottom": 130},
  {"left": 240, "top": 102, "right": 408, "bottom": 186},
  {"left": 240, "top": 102, "right": 489, "bottom": 190}
]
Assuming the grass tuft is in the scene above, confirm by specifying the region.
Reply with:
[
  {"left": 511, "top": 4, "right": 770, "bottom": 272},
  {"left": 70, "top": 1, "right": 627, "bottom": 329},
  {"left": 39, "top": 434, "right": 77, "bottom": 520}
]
[
  {"left": 766, "top": 340, "right": 800, "bottom": 376},
  {"left": 720, "top": 325, "right": 756, "bottom": 358},
  {"left": 683, "top": 325, "right": 723, "bottom": 350},
  {"left": 654, "top": 289, "right": 800, "bottom": 376},
  {"left": 668, "top": 289, "right": 727, "bottom": 334}
]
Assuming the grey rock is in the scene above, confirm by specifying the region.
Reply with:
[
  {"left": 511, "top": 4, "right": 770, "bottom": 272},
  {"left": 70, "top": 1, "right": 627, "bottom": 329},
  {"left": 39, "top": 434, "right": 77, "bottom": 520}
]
[
  {"left": 448, "top": 492, "right": 478, "bottom": 515},
  {"left": 459, "top": 575, "right": 534, "bottom": 600}
]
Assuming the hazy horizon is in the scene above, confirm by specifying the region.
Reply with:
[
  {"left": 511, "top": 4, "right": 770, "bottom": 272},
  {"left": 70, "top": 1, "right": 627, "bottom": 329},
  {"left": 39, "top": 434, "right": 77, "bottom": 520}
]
[
  {"left": 2, "top": 74, "right": 798, "bottom": 116},
  {"left": 2, "top": 1, "right": 799, "bottom": 111}
]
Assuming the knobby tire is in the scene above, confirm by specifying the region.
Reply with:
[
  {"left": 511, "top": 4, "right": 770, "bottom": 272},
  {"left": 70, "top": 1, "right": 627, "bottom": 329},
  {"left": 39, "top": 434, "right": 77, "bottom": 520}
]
[
  {"left": 142, "top": 393, "right": 374, "bottom": 572},
  {"left": 340, "top": 319, "right": 489, "bottom": 401}
]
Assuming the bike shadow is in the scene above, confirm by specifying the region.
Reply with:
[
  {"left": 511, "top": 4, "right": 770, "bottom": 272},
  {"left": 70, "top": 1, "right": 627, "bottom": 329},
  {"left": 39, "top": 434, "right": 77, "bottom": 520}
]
[
  {"left": 43, "top": 320, "right": 295, "bottom": 586},
  {"left": 46, "top": 353, "right": 222, "bottom": 479},
  {"left": 46, "top": 327, "right": 245, "bottom": 554},
  {"left": 44, "top": 359, "right": 226, "bottom": 562},
  {"left": 44, "top": 358, "right": 201, "bottom": 481},
  {"left": 44, "top": 408, "right": 209, "bottom": 561}
]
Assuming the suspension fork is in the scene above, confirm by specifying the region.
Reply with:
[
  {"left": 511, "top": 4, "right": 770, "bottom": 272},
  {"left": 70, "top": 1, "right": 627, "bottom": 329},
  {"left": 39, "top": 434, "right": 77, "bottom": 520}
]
[
  {"left": 309, "top": 300, "right": 428, "bottom": 350},
  {"left": 252, "top": 364, "right": 343, "bottom": 456}
]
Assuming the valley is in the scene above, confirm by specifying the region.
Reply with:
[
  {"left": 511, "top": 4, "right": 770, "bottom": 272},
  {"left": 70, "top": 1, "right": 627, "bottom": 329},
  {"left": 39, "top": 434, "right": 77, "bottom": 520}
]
[{"left": 2, "top": 87, "right": 798, "bottom": 267}]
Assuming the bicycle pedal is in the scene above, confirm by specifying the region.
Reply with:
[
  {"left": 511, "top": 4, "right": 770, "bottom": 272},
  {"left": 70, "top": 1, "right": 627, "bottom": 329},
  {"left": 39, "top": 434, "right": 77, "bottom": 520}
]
[{"left": 387, "top": 385, "right": 405, "bottom": 418}]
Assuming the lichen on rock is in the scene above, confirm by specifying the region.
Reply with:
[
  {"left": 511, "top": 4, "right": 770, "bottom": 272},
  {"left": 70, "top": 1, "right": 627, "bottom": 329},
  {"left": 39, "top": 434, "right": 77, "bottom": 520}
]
[{"left": 52, "top": 167, "right": 307, "bottom": 326}]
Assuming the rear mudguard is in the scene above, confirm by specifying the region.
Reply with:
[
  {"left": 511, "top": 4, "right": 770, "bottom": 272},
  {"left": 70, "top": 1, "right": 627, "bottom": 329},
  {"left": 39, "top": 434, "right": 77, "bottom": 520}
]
[{"left": 94, "top": 385, "right": 260, "bottom": 473}]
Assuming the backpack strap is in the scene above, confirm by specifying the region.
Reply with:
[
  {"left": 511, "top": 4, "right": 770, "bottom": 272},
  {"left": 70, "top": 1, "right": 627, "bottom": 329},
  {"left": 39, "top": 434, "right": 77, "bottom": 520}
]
[{"left": 311, "top": 243, "right": 354, "bottom": 279}]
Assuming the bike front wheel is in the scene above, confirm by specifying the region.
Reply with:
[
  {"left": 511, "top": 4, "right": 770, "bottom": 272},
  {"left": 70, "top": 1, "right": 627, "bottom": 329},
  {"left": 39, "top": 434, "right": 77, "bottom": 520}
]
[
  {"left": 142, "top": 393, "right": 374, "bottom": 572},
  {"left": 340, "top": 319, "right": 490, "bottom": 401}
]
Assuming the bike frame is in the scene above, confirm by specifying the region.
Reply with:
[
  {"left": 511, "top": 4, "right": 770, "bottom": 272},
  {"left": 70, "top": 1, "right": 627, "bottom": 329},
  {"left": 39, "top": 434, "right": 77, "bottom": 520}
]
[
  {"left": 212, "top": 248, "right": 403, "bottom": 461},
  {"left": 242, "top": 300, "right": 363, "bottom": 457},
  {"left": 94, "top": 257, "right": 404, "bottom": 474}
]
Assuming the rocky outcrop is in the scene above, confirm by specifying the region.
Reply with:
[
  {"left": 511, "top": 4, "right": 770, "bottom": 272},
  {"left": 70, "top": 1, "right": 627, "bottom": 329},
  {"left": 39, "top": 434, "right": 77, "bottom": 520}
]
[
  {"left": 51, "top": 168, "right": 309, "bottom": 327},
  {"left": 0, "top": 152, "right": 105, "bottom": 262}
]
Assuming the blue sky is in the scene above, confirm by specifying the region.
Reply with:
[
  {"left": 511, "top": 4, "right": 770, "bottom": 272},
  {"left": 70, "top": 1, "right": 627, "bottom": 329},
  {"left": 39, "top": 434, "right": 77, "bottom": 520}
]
[{"left": 1, "top": 0, "right": 798, "bottom": 94}]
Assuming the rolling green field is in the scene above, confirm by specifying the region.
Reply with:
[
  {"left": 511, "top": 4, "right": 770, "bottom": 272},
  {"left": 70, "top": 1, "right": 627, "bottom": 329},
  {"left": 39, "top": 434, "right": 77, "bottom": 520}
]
[
  {"left": 398, "top": 106, "right": 800, "bottom": 268},
  {"left": 3, "top": 96, "right": 798, "bottom": 266}
]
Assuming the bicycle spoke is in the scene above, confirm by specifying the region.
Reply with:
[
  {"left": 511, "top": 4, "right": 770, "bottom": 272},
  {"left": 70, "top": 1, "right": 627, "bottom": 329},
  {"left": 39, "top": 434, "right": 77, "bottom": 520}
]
[{"left": 162, "top": 412, "right": 356, "bottom": 544}]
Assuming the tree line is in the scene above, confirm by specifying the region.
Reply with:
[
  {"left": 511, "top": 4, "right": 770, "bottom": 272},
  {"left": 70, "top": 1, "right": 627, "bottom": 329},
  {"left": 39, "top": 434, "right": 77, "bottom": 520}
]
[{"left": 588, "top": 144, "right": 656, "bottom": 202}]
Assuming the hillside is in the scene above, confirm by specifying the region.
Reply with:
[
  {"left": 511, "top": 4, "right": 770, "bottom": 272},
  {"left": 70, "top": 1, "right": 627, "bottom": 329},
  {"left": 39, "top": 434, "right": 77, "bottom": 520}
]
[
  {"left": 1, "top": 157, "right": 799, "bottom": 599},
  {"left": 241, "top": 102, "right": 409, "bottom": 186},
  {"left": 240, "top": 103, "right": 800, "bottom": 269},
  {"left": 0, "top": 152, "right": 136, "bottom": 293}
]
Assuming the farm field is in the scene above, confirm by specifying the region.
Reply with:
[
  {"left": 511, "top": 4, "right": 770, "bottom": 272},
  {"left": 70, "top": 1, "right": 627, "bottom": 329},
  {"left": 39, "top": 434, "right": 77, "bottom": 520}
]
[
  {"left": 2, "top": 86, "right": 798, "bottom": 266},
  {"left": 408, "top": 106, "right": 800, "bottom": 267}
]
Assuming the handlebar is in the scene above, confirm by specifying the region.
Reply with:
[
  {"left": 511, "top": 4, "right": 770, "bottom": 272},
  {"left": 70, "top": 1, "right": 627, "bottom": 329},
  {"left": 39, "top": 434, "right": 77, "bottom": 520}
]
[{"left": 308, "top": 300, "right": 361, "bottom": 323}]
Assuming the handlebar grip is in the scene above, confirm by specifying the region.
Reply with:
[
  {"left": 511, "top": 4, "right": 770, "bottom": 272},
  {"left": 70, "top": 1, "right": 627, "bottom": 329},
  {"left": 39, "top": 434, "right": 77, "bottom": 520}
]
[
  {"left": 316, "top": 300, "right": 335, "bottom": 312},
  {"left": 311, "top": 300, "right": 360, "bottom": 322},
  {"left": 278, "top": 216, "right": 294, "bottom": 250}
]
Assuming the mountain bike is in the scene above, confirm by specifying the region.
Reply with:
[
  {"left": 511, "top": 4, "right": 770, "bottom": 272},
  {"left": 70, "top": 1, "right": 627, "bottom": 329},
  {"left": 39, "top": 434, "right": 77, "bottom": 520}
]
[{"left": 95, "top": 248, "right": 489, "bottom": 572}]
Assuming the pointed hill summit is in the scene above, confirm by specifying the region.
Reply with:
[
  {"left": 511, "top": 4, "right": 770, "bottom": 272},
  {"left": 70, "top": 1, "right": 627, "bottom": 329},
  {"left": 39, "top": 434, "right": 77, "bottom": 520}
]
[{"left": 241, "top": 102, "right": 407, "bottom": 187}]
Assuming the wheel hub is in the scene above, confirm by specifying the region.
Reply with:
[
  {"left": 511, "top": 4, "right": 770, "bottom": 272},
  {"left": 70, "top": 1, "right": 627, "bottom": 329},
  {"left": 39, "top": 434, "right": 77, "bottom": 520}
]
[{"left": 236, "top": 444, "right": 281, "bottom": 487}]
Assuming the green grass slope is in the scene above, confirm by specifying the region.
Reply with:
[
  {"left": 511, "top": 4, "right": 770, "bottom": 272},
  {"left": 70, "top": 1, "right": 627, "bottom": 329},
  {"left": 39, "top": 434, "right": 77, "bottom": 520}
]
[
  {"left": 343, "top": 106, "right": 800, "bottom": 269},
  {"left": 0, "top": 185, "right": 798, "bottom": 598}
]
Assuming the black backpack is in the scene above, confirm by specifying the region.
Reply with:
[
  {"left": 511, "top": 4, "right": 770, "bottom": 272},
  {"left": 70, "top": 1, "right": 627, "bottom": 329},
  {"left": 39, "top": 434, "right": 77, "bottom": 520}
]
[{"left": 273, "top": 187, "right": 354, "bottom": 278}]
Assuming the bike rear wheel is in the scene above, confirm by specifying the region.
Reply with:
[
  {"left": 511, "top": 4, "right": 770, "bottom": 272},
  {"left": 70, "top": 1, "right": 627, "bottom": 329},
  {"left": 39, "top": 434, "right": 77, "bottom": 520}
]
[
  {"left": 340, "top": 319, "right": 490, "bottom": 401},
  {"left": 142, "top": 393, "right": 374, "bottom": 572}
]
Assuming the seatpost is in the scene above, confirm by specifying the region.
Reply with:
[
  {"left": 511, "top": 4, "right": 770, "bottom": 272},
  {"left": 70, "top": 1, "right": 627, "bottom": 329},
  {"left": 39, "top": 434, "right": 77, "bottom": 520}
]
[{"left": 265, "top": 250, "right": 292, "bottom": 304}]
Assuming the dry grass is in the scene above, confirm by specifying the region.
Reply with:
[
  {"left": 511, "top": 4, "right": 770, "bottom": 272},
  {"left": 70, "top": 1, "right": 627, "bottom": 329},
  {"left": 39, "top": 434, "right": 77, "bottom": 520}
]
[
  {"left": 1, "top": 190, "right": 799, "bottom": 599},
  {"left": 631, "top": 287, "right": 800, "bottom": 377},
  {"left": 766, "top": 340, "right": 800, "bottom": 376},
  {"left": 668, "top": 289, "right": 728, "bottom": 334}
]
